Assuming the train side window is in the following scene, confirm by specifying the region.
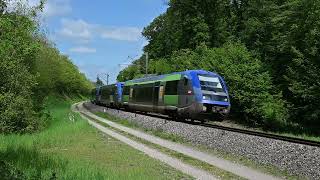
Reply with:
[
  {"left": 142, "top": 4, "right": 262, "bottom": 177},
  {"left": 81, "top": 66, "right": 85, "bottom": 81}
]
[
  {"left": 184, "top": 77, "right": 188, "bottom": 86},
  {"left": 133, "top": 83, "right": 153, "bottom": 102},
  {"left": 129, "top": 87, "right": 134, "bottom": 98},
  {"left": 123, "top": 86, "right": 130, "bottom": 95},
  {"left": 165, "top": 80, "right": 178, "bottom": 95}
]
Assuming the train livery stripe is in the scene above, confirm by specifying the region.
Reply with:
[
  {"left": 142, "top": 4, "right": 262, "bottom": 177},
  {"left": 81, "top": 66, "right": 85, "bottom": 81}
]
[
  {"left": 125, "top": 74, "right": 182, "bottom": 86},
  {"left": 162, "top": 74, "right": 181, "bottom": 81},
  {"left": 123, "top": 95, "right": 129, "bottom": 102},
  {"left": 164, "top": 95, "right": 179, "bottom": 105}
]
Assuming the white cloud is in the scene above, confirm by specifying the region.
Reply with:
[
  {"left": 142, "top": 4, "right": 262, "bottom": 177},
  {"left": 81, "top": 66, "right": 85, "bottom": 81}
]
[
  {"left": 27, "top": 0, "right": 41, "bottom": 7},
  {"left": 57, "top": 19, "right": 142, "bottom": 44},
  {"left": 59, "top": 19, "right": 92, "bottom": 40},
  {"left": 141, "top": 39, "right": 149, "bottom": 50},
  {"left": 40, "top": 0, "right": 72, "bottom": 17},
  {"left": 6, "top": 0, "right": 40, "bottom": 13},
  {"left": 69, "top": 46, "right": 96, "bottom": 53},
  {"left": 100, "top": 27, "right": 141, "bottom": 41},
  {"left": 7, "top": 0, "right": 72, "bottom": 17}
]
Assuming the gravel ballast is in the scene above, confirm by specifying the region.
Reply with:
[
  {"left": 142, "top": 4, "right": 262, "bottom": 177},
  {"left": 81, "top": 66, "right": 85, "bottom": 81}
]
[{"left": 84, "top": 102, "right": 320, "bottom": 180}]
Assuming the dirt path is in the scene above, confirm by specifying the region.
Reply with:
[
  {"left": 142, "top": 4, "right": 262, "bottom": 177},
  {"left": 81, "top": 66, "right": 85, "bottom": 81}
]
[
  {"left": 75, "top": 102, "right": 281, "bottom": 180},
  {"left": 73, "top": 103, "right": 216, "bottom": 180}
]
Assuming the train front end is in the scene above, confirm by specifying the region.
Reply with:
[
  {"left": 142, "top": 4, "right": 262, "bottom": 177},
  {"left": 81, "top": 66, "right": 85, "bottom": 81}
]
[{"left": 191, "top": 70, "right": 231, "bottom": 118}]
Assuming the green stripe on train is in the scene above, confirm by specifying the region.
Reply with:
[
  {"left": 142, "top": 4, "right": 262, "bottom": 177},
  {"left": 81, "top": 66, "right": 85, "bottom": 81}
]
[
  {"left": 164, "top": 95, "right": 179, "bottom": 105},
  {"left": 162, "top": 74, "right": 181, "bottom": 81},
  {"left": 123, "top": 95, "right": 129, "bottom": 102},
  {"left": 125, "top": 74, "right": 182, "bottom": 86}
]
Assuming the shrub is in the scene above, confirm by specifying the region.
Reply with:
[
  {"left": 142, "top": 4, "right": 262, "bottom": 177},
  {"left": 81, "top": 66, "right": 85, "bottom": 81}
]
[
  {"left": 204, "top": 43, "right": 288, "bottom": 127},
  {"left": 149, "top": 43, "right": 288, "bottom": 127},
  {"left": 0, "top": 14, "right": 44, "bottom": 133},
  {"left": 0, "top": 160, "right": 26, "bottom": 180}
]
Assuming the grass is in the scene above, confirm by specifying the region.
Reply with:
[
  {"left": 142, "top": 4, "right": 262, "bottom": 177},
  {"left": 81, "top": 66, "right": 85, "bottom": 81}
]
[
  {"left": 93, "top": 110, "right": 303, "bottom": 180},
  {"left": 94, "top": 112, "right": 185, "bottom": 143},
  {"left": 89, "top": 115, "right": 243, "bottom": 180},
  {"left": 0, "top": 97, "right": 191, "bottom": 179}
]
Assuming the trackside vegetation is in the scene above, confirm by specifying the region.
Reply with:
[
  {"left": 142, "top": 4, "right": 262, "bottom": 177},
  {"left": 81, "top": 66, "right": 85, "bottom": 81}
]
[
  {"left": 117, "top": 0, "right": 320, "bottom": 134},
  {"left": 0, "top": 1, "right": 92, "bottom": 134},
  {"left": 0, "top": 97, "right": 190, "bottom": 179},
  {"left": 91, "top": 110, "right": 299, "bottom": 179}
]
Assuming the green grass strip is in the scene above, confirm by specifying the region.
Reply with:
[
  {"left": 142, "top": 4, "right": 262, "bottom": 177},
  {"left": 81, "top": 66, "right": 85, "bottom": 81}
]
[{"left": 93, "top": 110, "right": 302, "bottom": 180}]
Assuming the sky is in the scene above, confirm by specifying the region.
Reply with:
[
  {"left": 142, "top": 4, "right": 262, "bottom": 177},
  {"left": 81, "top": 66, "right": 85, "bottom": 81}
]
[{"left": 25, "top": 0, "right": 168, "bottom": 84}]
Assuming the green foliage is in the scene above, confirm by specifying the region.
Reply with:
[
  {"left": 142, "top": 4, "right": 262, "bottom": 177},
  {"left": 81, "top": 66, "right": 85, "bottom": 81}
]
[
  {"left": 120, "top": 0, "right": 320, "bottom": 130},
  {"left": 203, "top": 43, "right": 288, "bottom": 127},
  {"left": 149, "top": 43, "right": 288, "bottom": 126},
  {"left": 285, "top": 50, "right": 320, "bottom": 126},
  {"left": 119, "top": 43, "right": 288, "bottom": 126},
  {"left": 0, "top": 97, "right": 189, "bottom": 179},
  {"left": 0, "top": 160, "right": 26, "bottom": 180},
  {"left": 278, "top": 0, "right": 320, "bottom": 126},
  {"left": 117, "top": 64, "right": 143, "bottom": 82},
  {"left": 0, "top": 12, "right": 43, "bottom": 133},
  {"left": 142, "top": 0, "right": 229, "bottom": 58},
  {"left": 0, "top": 1, "right": 92, "bottom": 134},
  {"left": 95, "top": 77, "right": 104, "bottom": 86},
  {"left": 35, "top": 42, "right": 92, "bottom": 96}
]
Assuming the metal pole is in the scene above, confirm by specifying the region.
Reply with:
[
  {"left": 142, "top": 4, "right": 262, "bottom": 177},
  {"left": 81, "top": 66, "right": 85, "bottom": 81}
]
[
  {"left": 107, "top": 73, "right": 109, "bottom": 85},
  {"left": 145, "top": 52, "right": 148, "bottom": 75}
]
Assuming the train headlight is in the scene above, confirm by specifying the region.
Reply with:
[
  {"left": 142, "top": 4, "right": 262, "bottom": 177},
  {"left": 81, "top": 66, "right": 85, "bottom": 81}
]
[
  {"left": 203, "top": 95, "right": 210, "bottom": 100},
  {"left": 224, "top": 98, "right": 228, "bottom": 102},
  {"left": 202, "top": 106, "right": 207, "bottom": 112}
]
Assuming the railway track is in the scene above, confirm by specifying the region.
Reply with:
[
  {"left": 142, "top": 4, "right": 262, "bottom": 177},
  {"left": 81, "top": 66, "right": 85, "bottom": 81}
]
[
  {"left": 201, "top": 123, "right": 320, "bottom": 147},
  {"left": 84, "top": 102, "right": 320, "bottom": 148}
]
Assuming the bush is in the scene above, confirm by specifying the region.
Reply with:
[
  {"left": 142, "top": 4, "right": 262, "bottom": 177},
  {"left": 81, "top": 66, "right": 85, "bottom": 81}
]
[
  {"left": 0, "top": 2, "right": 92, "bottom": 134},
  {"left": 146, "top": 43, "right": 288, "bottom": 127},
  {"left": 204, "top": 43, "right": 288, "bottom": 127},
  {"left": 0, "top": 14, "right": 43, "bottom": 133},
  {"left": 35, "top": 43, "right": 92, "bottom": 96},
  {"left": 0, "top": 160, "right": 26, "bottom": 180}
]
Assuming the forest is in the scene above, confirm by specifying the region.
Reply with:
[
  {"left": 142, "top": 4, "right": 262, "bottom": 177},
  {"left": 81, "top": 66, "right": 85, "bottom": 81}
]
[
  {"left": 118, "top": 0, "right": 320, "bottom": 133},
  {"left": 0, "top": 1, "right": 93, "bottom": 134}
]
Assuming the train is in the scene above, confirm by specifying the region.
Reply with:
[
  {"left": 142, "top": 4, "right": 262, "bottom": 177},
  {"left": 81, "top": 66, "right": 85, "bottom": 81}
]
[{"left": 91, "top": 70, "right": 230, "bottom": 121}]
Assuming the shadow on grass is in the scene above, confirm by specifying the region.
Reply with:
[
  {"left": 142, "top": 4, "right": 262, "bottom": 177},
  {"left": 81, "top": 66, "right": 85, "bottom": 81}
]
[
  {"left": 0, "top": 145, "right": 66, "bottom": 179},
  {"left": 0, "top": 160, "right": 25, "bottom": 180}
]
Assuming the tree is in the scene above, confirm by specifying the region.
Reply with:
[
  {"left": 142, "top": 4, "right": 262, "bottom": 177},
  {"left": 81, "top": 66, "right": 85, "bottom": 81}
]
[
  {"left": 0, "top": 0, "right": 93, "bottom": 134},
  {"left": 96, "top": 77, "right": 104, "bottom": 86},
  {"left": 121, "top": 0, "right": 320, "bottom": 131},
  {"left": 0, "top": 0, "right": 7, "bottom": 14},
  {"left": 281, "top": 0, "right": 320, "bottom": 126},
  {"left": 0, "top": 11, "right": 43, "bottom": 133}
]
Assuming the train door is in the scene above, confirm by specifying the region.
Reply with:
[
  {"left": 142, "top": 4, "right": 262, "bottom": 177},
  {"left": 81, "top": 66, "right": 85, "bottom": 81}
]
[
  {"left": 153, "top": 82, "right": 160, "bottom": 111},
  {"left": 97, "top": 88, "right": 101, "bottom": 102},
  {"left": 158, "top": 84, "right": 164, "bottom": 105},
  {"left": 178, "top": 77, "right": 192, "bottom": 107}
]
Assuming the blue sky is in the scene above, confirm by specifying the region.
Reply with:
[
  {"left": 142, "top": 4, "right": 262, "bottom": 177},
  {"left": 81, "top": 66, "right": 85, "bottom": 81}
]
[{"left": 28, "top": 0, "right": 168, "bottom": 84}]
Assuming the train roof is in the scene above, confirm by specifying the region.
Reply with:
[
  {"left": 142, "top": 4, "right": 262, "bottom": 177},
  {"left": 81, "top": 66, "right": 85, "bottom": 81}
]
[
  {"left": 96, "top": 82, "right": 124, "bottom": 89},
  {"left": 125, "top": 69, "right": 220, "bottom": 85}
]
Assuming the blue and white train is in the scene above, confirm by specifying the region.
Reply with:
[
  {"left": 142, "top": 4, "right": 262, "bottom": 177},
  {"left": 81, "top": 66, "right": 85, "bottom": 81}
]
[{"left": 91, "top": 70, "right": 230, "bottom": 121}]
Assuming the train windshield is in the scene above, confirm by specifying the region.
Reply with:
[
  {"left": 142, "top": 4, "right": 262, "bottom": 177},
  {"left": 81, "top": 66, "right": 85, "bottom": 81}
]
[{"left": 198, "top": 75, "right": 224, "bottom": 93}]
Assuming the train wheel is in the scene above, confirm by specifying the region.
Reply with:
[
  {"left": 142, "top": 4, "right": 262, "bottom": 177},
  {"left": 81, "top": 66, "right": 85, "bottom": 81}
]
[
  {"left": 216, "top": 113, "right": 227, "bottom": 122},
  {"left": 171, "top": 115, "right": 178, "bottom": 121}
]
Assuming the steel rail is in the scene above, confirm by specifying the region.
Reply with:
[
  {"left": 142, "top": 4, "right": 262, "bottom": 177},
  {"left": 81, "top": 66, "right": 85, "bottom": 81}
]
[{"left": 83, "top": 102, "right": 320, "bottom": 147}]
